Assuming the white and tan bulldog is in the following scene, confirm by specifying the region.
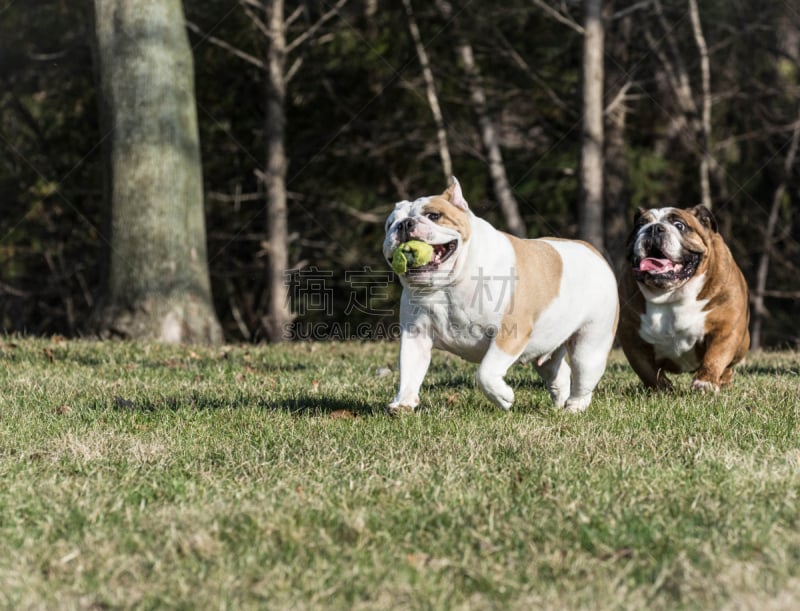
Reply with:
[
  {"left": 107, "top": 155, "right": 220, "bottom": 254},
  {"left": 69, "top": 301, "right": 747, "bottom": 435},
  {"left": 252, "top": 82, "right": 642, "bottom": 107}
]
[
  {"left": 618, "top": 205, "right": 750, "bottom": 392},
  {"left": 383, "top": 177, "right": 619, "bottom": 414}
]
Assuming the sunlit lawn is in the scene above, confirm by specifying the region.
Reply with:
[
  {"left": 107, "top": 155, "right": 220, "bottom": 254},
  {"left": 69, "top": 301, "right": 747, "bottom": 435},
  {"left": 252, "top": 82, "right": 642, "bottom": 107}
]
[{"left": 1, "top": 337, "right": 799, "bottom": 609}]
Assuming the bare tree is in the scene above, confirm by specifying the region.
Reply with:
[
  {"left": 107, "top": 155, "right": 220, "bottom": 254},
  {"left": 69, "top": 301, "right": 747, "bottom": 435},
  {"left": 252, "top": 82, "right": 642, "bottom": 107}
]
[
  {"left": 188, "top": 0, "right": 347, "bottom": 342},
  {"left": 688, "top": 0, "right": 712, "bottom": 209},
  {"left": 579, "top": 0, "right": 605, "bottom": 250},
  {"left": 402, "top": 0, "right": 452, "bottom": 180},
  {"left": 434, "top": 0, "right": 526, "bottom": 237},
  {"left": 261, "top": 0, "right": 292, "bottom": 342},
  {"left": 604, "top": 6, "right": 634, "bottom": 271},
  {"left": 751, "top": 115, "right": 800, "bottom": 351},
  {"left": 646, "top": 0, "right": 714, "bottom": 207},
  {"left": 92, "top": 0, "right": 222, "bottom": 343}
]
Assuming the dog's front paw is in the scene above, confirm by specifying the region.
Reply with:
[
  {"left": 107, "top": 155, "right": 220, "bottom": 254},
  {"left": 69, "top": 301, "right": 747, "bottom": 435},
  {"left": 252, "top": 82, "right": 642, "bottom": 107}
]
[
  {"left": 690, "top": 378, "right": 719, "bottom": 394},
  {"left": 476, "top": 371, "right": 515, "bottom": 411},
  {"left": 386, "top": 396, "right": 418, "bottom": 416}
]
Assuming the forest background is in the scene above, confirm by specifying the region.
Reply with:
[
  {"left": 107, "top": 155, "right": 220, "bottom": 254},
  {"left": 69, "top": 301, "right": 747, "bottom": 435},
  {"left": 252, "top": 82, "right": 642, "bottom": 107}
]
[{"left": 1, "top": 0, "right": 798, "bottom": 348}]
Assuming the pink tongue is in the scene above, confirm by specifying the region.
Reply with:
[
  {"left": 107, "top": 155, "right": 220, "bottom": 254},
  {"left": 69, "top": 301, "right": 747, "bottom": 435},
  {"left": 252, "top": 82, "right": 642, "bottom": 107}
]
[{"left": 639, "top": 257, "right": 674, "bottom": 272}]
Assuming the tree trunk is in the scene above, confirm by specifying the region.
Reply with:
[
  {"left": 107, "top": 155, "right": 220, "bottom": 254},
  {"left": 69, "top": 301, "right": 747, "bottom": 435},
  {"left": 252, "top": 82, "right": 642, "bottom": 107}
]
[
  {"left": 648, "top": 0, "right": 715, "bottom": 207},
  {"left": 262, "top": 0, "right": 293, "bottom": 342},
  {"left": 402, "top": 0, "right": 453, "bottom": 180},
  {"left": 579, "top": 0, "right": 605, "bottom": 250},
  {"left": 92, "top": 0, "right": 222, "bottom": 344},
  {"left": 434, "top": 0, "right": 526, "bottom": 237},
  {"left": 688, "top": 0, "right": 712, "bottom": 209},
  {"left": 604, "top": 7, "right": 632, "bottom": 272},
  {"left": 751, "top": 115, "right": 800, "bottom": 351}
]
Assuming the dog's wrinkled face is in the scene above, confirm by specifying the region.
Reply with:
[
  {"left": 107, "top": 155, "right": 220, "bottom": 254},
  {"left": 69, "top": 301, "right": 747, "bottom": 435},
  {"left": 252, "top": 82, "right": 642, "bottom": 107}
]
[
  {"left": 383, "top": 179, "right": 472, "bottom": 285},
  {"left": 628, "top": 205, "right": 716, "bottom": 290}
]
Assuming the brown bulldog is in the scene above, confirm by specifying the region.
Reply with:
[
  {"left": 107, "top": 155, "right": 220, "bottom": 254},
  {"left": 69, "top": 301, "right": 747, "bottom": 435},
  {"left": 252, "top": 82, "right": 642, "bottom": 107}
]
[{"left": 618, "top": 205, "right": 750, "bottom": 392}]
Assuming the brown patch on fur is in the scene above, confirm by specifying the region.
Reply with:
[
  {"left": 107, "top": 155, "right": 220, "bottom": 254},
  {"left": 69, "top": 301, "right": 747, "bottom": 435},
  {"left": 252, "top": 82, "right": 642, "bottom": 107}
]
[
  {"left": 673, "top": 211, "right": 749, "bottom": 385},
  {"left": 693, "top": 229, "right": 750, "bottom": 386},
  {"left": 542, "top": 236, "right": 605, "bottom": 258},
  {"left": 422, "top": 196, "right": 471, "bottom": 242},
  {"left": 677, "top": 214, "right": 710, "bottom": 271},
  {"left": 494, "top": 235, "right": 563, "bottom": 356}
]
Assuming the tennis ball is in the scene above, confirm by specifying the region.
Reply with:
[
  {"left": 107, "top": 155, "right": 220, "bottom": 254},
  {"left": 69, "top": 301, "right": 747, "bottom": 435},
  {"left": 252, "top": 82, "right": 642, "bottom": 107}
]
[{"left": 391, "top": 240, "right": 434, "bottom": 274}]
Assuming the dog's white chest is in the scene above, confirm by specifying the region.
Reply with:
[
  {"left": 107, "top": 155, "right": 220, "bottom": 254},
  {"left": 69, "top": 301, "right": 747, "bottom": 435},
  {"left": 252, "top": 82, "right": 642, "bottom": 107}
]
[
  {"left": 639, "top": 292, "right": 708, "bottom": 370},
  {"left": 418, "top": 280, "right": 509, "bottom": 363}
]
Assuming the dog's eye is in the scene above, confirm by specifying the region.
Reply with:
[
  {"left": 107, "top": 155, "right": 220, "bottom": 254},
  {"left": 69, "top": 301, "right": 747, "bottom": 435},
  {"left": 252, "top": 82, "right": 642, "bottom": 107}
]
[
  {"left": 673, "top": 220, "right": 687, "bottom": 232},
  {"left": 425, "top": 212, "right": 442, "bottom": 221}
]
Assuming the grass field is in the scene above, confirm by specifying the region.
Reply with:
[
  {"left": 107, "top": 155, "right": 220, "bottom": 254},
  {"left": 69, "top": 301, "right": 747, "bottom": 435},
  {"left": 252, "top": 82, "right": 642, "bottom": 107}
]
[{"left": 1, "top": 337, "right": 799, "bottom": 609}]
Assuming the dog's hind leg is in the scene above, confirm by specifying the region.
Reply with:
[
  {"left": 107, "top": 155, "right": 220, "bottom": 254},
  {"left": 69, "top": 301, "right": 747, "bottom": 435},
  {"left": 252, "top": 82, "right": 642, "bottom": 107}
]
[
  {"left": 534, "top": 345, "right": 571, "bottom": 408},
  {"left": 564, "top": 329, "right": 614, "bottom": 413}
]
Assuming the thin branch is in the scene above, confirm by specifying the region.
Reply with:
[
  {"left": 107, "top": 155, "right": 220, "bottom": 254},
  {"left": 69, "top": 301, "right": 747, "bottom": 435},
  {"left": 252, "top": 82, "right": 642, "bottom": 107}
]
[
  {"left": 285, "top": 56, "right": 304, "bottom": 83},
  {"left": 285, "top": 5, "right": 304, "bottom": 28},
  {"left": 529, "top": 0, "right": 584, "bottom": 34},
  {"left": 238, "top": 0, "right": 270, "bottom": 38},
  {"left": 285, "top": 0, "right": 348, "bottom": 55},
  {"left": 762, "top": 290, "right": 800, "bottom": 299},
  {"left": 332, "top": 202, "right": 385, "bottom": 224},
  {"left": 493, "top": 26, "right": 573, "bottom": 113},
  {"left": 185, "top": 20, "right": 265, "bottom": 70},
  {"left": 643, "top": 27, "right": 683, "bottom": 101},
  {"left": 651, "top": 0, "right": 696, "bottom": 115},
  {"left": 604, "top": 80, "right": 633, "bottom": 117},
  {"left": 402, "top": 0, "right": 452, "bottom": 180},
  {"left": 612, "top": 0, "right": 653, "bottom": 20},
  {"left": 207, "top": 191, "right": 264, "bottom": 203}
]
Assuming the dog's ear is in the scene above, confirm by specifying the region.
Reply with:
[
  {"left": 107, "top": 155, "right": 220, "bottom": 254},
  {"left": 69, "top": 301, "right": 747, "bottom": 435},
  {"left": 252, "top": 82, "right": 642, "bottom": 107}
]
[
  {"left": 443, "top": 176, "right": 469, "bottom": 211},
  {"left": 633, "top": 206, "right": 648, "bottom": 223},
  {"left": 690, "top": 204, "right": 718, "bottom": 233}
]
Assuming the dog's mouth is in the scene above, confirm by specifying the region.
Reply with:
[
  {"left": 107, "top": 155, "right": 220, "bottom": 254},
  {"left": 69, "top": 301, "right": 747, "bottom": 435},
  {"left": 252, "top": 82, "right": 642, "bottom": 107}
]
[
  {"left": 408, "top": 240, "right": 458, "bottom": 274},
  {"left": 633, "top": 248, "right": 701, "bottom": 286}
]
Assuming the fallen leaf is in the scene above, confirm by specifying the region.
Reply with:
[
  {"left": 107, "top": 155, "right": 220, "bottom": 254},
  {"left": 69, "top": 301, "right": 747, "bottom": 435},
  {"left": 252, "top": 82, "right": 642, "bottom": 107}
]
[
  {"left": 406, "top": 553, "right": 430, "bottom": 569},
  {"left": 375, "top": 367, "right": 392, "bottom": 378},
  {"left": 406, "top": 553, "right": 449, "bottom": 570},
  {"left": 330, "top": 410, "right": 356, "bottom": 420},
  {"left": 55, "top": 405, "right": 72, "bottom": 415}
]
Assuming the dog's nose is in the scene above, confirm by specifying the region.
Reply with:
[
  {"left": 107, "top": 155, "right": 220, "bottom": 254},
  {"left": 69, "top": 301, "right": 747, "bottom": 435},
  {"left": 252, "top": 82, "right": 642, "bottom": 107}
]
[
  {"left": 398, "top": 218, "right": 414, "bottom": 239},
  {"left": 648, "top": 223, "right": 666, "bottom": 236}
]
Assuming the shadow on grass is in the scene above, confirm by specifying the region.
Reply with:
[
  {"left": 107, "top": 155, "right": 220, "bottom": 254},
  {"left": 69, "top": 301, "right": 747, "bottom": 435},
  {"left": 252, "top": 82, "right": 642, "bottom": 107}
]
[
  {"left": 739, "top": 363, "right": 800, "bottom": 377},
  {"left": 272, "top": 394, "right": 379, "bottom": 417},
  {"left": 65, "top": 352, "right": 312, "bottom": 374},
  {"left": 109, "top": 392, "right": 380, "bottom": 417}
]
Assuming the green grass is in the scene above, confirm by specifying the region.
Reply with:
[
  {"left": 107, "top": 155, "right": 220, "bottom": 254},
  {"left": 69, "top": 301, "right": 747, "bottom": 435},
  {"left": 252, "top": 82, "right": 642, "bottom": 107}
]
[{"left": 1, "top": 338, "right": 799, "bottom": 609}]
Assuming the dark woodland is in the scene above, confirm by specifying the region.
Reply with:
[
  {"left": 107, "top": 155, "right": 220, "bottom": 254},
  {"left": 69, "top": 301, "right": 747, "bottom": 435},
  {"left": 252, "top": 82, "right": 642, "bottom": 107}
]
[{"left": 1, "top": 0, "right": 798, "bottom": 348}]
